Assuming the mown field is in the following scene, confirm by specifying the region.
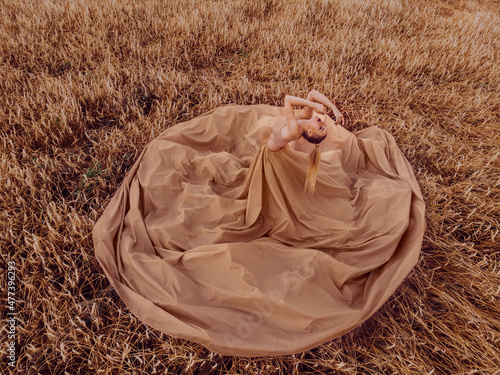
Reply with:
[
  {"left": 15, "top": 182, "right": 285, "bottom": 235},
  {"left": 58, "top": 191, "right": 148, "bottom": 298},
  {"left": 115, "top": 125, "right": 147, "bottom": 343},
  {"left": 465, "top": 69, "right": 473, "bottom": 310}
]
[{"left": 1, "top": 0, "right": 499, "bottom": 373}]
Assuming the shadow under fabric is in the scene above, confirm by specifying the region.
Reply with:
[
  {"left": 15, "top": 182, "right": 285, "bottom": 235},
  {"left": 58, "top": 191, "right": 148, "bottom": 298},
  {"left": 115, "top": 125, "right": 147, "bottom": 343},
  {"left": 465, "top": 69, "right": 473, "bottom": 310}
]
[{"left": 93, "top": 104, "right": 425, "bottom": 357}]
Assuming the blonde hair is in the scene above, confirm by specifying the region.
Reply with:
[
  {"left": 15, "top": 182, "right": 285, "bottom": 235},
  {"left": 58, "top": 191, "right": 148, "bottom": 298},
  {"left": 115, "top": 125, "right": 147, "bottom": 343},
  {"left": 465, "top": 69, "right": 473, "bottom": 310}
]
[{"left": 304, "top": 144, "right": 321, "bottom": 194}]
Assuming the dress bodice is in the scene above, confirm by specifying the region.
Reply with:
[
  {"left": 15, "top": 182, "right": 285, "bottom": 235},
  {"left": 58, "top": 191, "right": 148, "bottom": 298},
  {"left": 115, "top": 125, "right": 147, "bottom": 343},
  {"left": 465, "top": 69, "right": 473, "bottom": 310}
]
[{"left": 267, "top": 123, "right": 290, "bottom": 150}]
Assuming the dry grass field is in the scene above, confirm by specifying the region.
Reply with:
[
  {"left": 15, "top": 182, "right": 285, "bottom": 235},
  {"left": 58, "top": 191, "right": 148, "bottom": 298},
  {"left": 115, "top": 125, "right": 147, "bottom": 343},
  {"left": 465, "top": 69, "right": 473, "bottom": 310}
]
[{"left": 1, "top": 0, "right": 499, "bottom": 373}]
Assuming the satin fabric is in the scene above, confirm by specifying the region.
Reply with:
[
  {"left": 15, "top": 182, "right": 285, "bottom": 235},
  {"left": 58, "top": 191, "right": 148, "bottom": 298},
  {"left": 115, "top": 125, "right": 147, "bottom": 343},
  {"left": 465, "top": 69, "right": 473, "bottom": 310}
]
[{"left": 93, "top": 104, "right": 425, "bottom": 357}]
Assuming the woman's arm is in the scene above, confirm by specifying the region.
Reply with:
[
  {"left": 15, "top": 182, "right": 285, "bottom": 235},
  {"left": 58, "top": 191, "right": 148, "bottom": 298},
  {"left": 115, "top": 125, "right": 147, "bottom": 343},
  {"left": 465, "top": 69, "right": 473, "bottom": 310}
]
[
  {"left": 296, "top": 90, "right": 316, "bottom": 120},
  {"left": 283, "top": 95, "right": 323, "bottom": 140},
  {"left": 297, "top": 89, "right": 344, "bottom": 126}
]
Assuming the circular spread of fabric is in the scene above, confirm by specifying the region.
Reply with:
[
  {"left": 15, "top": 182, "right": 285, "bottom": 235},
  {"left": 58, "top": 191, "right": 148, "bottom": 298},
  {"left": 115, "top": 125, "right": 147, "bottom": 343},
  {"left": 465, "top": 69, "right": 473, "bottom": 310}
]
[{"left": 93, "top": 104, "right": 425, "bottom": 357}]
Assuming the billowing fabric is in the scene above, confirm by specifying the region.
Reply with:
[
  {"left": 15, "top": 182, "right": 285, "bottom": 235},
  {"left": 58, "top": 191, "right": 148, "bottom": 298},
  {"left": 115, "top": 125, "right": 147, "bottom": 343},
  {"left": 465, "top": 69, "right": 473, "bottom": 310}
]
[{"left": 93, "top": 104, "right": 425, "bottom": 357}]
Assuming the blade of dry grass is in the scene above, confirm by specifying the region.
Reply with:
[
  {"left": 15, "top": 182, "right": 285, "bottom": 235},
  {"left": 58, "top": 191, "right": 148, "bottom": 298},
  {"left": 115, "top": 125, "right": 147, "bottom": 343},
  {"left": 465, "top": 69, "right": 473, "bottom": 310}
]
[{"left": 1, "top": 0, "right": 499, "bottom": 373}]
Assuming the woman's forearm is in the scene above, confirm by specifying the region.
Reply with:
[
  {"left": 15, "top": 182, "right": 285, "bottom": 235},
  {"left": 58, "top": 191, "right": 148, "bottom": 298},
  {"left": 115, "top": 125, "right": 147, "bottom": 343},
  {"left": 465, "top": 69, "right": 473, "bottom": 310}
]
[
  {"left": 284, "top": 95, "right": 317, "bottom": 109},
  {"left": 296, "top": 91, "right": 315, "bottom": 119},
  {"left": 285, "top": 95, "right": 320, "bottom": 120},
  {"left": 300, "top": 89, "right": 344, "bottom": 125},
  {"left": 308, "top": 90, "right": 338, "bottom": 112},
  {"left": 296, "top": 90, "right": 338, "bottom": 119},
  {"left": 284, "top": 95, "right": 320, "bottom": 136}
]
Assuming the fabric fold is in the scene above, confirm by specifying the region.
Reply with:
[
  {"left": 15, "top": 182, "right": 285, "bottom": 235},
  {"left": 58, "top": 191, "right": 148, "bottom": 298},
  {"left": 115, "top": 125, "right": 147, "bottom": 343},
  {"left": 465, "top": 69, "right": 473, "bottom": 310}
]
[{"left": 93, "top": 104, "right": 425, "bottom": 357}]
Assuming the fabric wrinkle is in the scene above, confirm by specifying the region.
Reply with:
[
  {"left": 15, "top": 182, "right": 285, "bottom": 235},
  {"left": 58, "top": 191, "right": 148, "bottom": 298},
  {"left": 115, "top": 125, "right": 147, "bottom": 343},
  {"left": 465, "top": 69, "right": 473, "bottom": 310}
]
[{"left": 93, "top": 104, "right": 425, "bottom": 357}]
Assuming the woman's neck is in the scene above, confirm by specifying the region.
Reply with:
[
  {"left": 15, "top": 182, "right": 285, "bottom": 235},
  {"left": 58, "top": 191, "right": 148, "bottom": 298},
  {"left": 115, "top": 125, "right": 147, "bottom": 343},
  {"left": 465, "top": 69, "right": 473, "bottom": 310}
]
[{"left": 296, "top": 119, "right": 309, "bottom": 136}]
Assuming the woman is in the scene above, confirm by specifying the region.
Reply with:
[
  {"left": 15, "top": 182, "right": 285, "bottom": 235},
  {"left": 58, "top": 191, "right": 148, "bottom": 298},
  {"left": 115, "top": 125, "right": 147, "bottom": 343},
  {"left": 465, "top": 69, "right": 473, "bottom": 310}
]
[{"left": 266, "top": 90, "right": 345, "bottom": 193}]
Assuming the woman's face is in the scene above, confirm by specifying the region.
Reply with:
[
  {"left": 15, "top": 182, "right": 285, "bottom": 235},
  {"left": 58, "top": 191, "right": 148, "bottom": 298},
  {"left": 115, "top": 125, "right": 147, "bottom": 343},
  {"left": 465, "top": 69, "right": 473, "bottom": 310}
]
[{"left": 306, "top": 116, "right": 327, "bottom": 137}]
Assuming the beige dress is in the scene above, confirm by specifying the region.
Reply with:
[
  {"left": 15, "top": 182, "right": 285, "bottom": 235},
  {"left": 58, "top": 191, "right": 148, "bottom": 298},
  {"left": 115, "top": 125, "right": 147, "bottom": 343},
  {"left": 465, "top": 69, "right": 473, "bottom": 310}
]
[{"left": 93, "top": 104, "right": 425, "bottom": 357}]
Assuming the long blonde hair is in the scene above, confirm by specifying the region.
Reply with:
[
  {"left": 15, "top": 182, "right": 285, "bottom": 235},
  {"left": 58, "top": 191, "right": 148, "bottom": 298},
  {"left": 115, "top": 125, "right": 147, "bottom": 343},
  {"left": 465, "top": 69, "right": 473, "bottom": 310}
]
[{"left": 304, "top": 144, "right": 321, "bottom": 194}]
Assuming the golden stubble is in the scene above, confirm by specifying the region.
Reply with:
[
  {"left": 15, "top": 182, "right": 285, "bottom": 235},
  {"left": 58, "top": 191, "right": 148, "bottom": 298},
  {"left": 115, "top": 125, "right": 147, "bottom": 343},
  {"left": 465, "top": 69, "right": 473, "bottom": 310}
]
[{"left": 0, "top": 0, "right": 499, "bottom": 373}]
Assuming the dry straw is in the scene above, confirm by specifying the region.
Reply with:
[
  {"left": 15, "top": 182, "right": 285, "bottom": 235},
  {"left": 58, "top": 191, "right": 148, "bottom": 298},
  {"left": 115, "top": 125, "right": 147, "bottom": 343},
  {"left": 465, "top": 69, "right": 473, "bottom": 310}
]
[{"left": 1, "top": 0, "right": 499, "bottom": 373}]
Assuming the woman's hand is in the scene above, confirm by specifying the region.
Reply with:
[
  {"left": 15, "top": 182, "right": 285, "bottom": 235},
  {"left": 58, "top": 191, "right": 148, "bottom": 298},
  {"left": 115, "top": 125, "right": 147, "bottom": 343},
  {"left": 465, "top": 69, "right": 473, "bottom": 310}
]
[
  {"left": 305, "top": 89, "right": 345, "bottom": 126},
  {"left": 331, "top": 106, "right": 344, "bottom": 126},
  {"left": 314, "top": 103, "right": 327, "bottom": 114},
  {"left": 316, "top": 102, "right": 345, "bottom": 127}
]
